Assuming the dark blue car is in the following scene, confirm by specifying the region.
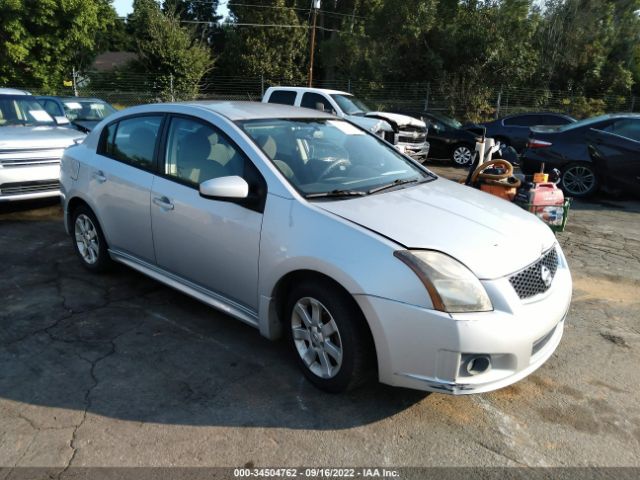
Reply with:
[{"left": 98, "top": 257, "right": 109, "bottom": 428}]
[{"left": 466, "top": 112, "right": 576, "bottom": 152}]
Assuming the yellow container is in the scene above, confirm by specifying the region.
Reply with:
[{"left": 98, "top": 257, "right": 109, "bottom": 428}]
[{"left": 533, "top": 172, "right": 549, "bottom": 183}]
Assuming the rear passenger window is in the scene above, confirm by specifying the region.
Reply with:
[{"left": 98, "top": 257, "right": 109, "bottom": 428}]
[
  {"left": 101, "top": 116, "right": 163, "bottom": 168},
  {"left": 603, "top": 119, "right": 640, "bottom": 142},
  {"left": 267, "top": 90, "right": 296, "bottom": 105}
]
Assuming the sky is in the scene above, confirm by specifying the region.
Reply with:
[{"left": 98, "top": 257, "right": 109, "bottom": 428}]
[{"left": 113, "top": 0, "right": 230, "bottom": 18}]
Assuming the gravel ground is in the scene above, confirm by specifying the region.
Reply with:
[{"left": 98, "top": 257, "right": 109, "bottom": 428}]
[{"left": 0, "top": 168, "right": 639, "bottom": 474}]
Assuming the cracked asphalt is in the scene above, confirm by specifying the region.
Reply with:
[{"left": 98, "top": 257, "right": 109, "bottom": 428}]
[{"left": 1, "top": 167, "right": 639, "bottom": 472}]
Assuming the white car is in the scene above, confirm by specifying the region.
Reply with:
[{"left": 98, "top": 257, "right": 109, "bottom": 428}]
[
  {"left": 60, "top": 101, "right": 571, "bottom": 394},
  {"left": 0, "top": 90, "right": 85, "bottom": 201},
  {"left": 263, "top": 87, "right": 430, "bottom": 159}
]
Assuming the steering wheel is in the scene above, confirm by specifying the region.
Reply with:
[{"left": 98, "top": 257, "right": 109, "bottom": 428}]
[{"left": 318, "top": 158, "right": 351, "bottom": 180}]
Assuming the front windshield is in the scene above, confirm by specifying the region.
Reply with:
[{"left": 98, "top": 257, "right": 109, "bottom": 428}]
[
  {"left": 0, "top": 95, "right": 55, "bottom": 126},
  {"left": 330, "top": 94, "right": 372, "bottom": 115},
  {"left": 63, "top": 100, "right": 116, "bottom": 122},
  {"left": 429, "top": 112, "right": 462, "bottom": 129},
  {"left": 239, "top": 118, "right": 433, "bottom": 197}
]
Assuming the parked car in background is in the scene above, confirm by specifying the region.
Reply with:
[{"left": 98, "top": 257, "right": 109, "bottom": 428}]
[
  {"left": 36, "top": 96, "right": 116, "bottom": 133},
  {"left": 394, "top": 110, "right": 479, "bottom": 167},
  {"left": 263, "top": 87, "right": 430, "bottom": 159},
  {"left": 0, "top": 88, "right": 32, "bottom": 95},
  {"left": 61, "top": 101, "right": 571, "bottom": 395},
  {"left": 0, "top": 91, "right": 85, "bottom": 201},
  {"left": 397, "top": 109, "right": 520, "bottom": 167},
  {"left": 466, "top": 112, "right": 576, "bottom": 152},
  {"left": 521, "top": 113, "right": 640, "bottom": 197}
]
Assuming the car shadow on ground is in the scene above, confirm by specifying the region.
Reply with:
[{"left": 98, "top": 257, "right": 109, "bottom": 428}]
[{"left": 0, "top": 212, "right": 428, "bottom": 431}]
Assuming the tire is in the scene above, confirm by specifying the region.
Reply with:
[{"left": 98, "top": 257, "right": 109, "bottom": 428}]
[
  {"left": 285, "top": 279, "right": 374, "bottom": 393},
  {"left": 451, "top": 144, "right": 474, "bottom": 168},
  {"left": 561, "top": 162, "right": 599, "bottom": 198},
  {"left": 70, "top": 205, "right": 112, "bottom": 272}
]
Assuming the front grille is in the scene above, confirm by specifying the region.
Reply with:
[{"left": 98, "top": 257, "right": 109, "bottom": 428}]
[
  {"left": 509, "top": 247, "right": 559, "bottom": 299},
  {"left": 0, "top": 147, "right": 63, "bottom": 167},
  {"left": 0, "top": 180, "right": 60, "bottom": 195},
  {"left": 397, "top": 127, "right": 427, "bottom": 145}
]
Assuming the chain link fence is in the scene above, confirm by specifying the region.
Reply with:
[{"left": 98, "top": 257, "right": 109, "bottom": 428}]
[{"left": 15, "top": 72, "right": 638, "bottom": 122}]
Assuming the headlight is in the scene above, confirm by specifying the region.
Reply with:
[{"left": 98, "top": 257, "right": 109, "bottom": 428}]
[{"left": 394, "top": 250, "right": 493, "bottom": 313}]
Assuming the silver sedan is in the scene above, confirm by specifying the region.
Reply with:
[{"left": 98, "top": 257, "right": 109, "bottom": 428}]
[{"left": 60, "top": 101, "right": 572, "bottom": 394}]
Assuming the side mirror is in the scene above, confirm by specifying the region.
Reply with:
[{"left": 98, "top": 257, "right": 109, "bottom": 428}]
[
  {"left": 54, "top": 116, "right": 70, "bottom": 125},
  {"left": 199, "top": 176, "right": 249, "bottom": 200},
  {"left": 314, "top": 102, "right": 325, "bottom": 112}
]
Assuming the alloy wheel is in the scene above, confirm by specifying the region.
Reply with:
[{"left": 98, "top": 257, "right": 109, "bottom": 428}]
[
  {"left": 563, "top": 165, "right": 596, "bottom": 196},
  {"left": 291, "top": 296, "right": 343, "bottom": 379},
  {"left": 74, "top": 214, "right": 100, "bottom": 265},
  {"left": 452, "top": 146, "right": 473, "bottom": 166}
]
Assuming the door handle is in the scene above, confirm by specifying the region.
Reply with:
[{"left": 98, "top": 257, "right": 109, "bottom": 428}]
[
  {"left": 153, "top": 196, "right": 174, "bottom": 211},
  {"left": 92, "top": 170, "right": 107, "bottom": 183}
]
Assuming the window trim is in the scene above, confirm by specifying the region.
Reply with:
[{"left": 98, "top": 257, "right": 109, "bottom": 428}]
[
  {"left": 157, "top": 113, "right": 268, "bottom": 212},
  {"left": 97, "top": 113, "right": 167, "bottom": 174}
]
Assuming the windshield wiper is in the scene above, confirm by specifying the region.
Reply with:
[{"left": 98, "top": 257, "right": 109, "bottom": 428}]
[
  {"left": 305, "top": 189, "right": 367, "bottom": 199},
  {"left": 368, "top": 178, "right": 425, "bottom": 194}
]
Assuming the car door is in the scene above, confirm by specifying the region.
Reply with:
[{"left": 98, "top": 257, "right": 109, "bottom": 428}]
[
  {"left": 589, "top": 119, "right": 640, "bottom": 194},
  {"left": 425, "top": 118, "right": 450, "bottom": 158},
  {"left": 150, "top": 115, "right": 266, "bottom": 310},
  {"left": 90, "top": 114, "right": 164, "bottom": 263}
]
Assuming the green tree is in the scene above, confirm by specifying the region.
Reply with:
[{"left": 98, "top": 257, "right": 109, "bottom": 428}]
[
  {"left": 129, "top": 0, "right": 213, "bottom": 101},
  {"left": 0, "top": 0, "right": 115, "bottom": 90},
  {"left": 217, "top": 0, "right": 307, "bottom": 81},
  {"left": 163, "top": 0, "right": 222, "bottom": 44}
]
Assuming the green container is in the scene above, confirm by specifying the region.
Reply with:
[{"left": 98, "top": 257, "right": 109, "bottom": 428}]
[{"left": 517, "top": 198, "right": 572, "bottom": 233}]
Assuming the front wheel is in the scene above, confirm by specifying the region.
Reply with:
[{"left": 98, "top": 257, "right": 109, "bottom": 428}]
[
  {"left": 71, "top": 205, "right": 112, "bottom": 272},
  {"left": 561, "top": 162, "right": 599, "bottom": 197},
  {"left": 451, "top": 144, "right": 474, "bottom": 168},
  {"left": 285, "top": 280, "right": 374, "bottom": 393}
]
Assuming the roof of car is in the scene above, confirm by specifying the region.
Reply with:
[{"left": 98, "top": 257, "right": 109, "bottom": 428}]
[
  {"left": 36, "top": 96, "right": 107, "bottom": 103},
  {"left": 181, "top": 100, "right": 336, "bottom": 121},
  {"left": 266, "top": 86, "right": 350, "bottom": 96},
  {"left": 0, "top": 88, "right": 31, "bottom": 95},
  {"left": 502, "top": 111, "right": 575, "bottom": 119}
]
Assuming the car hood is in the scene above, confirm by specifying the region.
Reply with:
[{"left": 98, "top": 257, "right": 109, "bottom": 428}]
[
  {"left": 316, "top": 178, "right": 556, "bottom": 279},
  {"left": 346, "top": 115, "right": 394, "bottom": 133},
  {"left": 0, "top": 125, "right": 85, "bottom": 149},
  {"left": 365, "top": 111, "right": 426, "bottom": 129}
]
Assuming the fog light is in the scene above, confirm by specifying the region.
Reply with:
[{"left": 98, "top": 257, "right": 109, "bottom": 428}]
[{"left": 465, "top": 355, "right": 491, "bottom": 375}]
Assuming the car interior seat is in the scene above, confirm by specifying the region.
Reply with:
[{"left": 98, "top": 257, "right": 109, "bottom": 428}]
[
  {"left": 256, "top": 134, "right": 296, "bottom": 181},
  {"left": 177, "top": 132, "right": 226, "bottom": 184}
]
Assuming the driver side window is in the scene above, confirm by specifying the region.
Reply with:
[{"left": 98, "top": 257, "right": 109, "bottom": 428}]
[{"left": 164, "top": 117, "right": 246, "bottom": 186}]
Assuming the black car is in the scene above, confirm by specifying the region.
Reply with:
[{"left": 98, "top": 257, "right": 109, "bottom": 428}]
[
  {"left": 395, "top": 110, "right": 480, "bottom": 167},
  {"left": 467, "top": 112, "right": 576, "bottom": 152},
  {"left": 36, "top": 96, "right": 117, "bottom": 132},
  {"left": 521, "top": 114, "right": 640, "bottom": 197}
]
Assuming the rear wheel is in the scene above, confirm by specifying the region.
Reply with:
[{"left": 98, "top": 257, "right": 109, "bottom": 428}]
[
  {"left": 285, "top": 279, "right": 374, "bottom": 393},
  {"left": 71, "top": 205, "right": 112, "bottom": 272},
  {"left": 451, "top": 144, "right": 474, "bottom": 168},
  {"left": 561, "top": 163, "right": 598, "bottom": 197}
]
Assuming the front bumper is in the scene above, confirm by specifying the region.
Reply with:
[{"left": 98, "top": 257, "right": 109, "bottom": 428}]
[
  {"left": 355, "top": 259, "right": 571, "bottom": 394},
  {"left": 0, "top": 164, "right": 61, "bottom": 202},
  {"left": 397, "top": 142, "right": 430, "bottom": 159}
]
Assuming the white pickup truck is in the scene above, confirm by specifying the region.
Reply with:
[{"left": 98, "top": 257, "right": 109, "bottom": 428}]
[{"left": 262, "top": 87, "right": 429, "bottom": 159}]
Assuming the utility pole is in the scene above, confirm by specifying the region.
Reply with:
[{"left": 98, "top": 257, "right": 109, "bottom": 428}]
[
  {"left": 307, "top": 0, "right": 320, "bottom": 87},
  {"left": 72, "top": 67, "right": 79, "bottom": 97}
]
